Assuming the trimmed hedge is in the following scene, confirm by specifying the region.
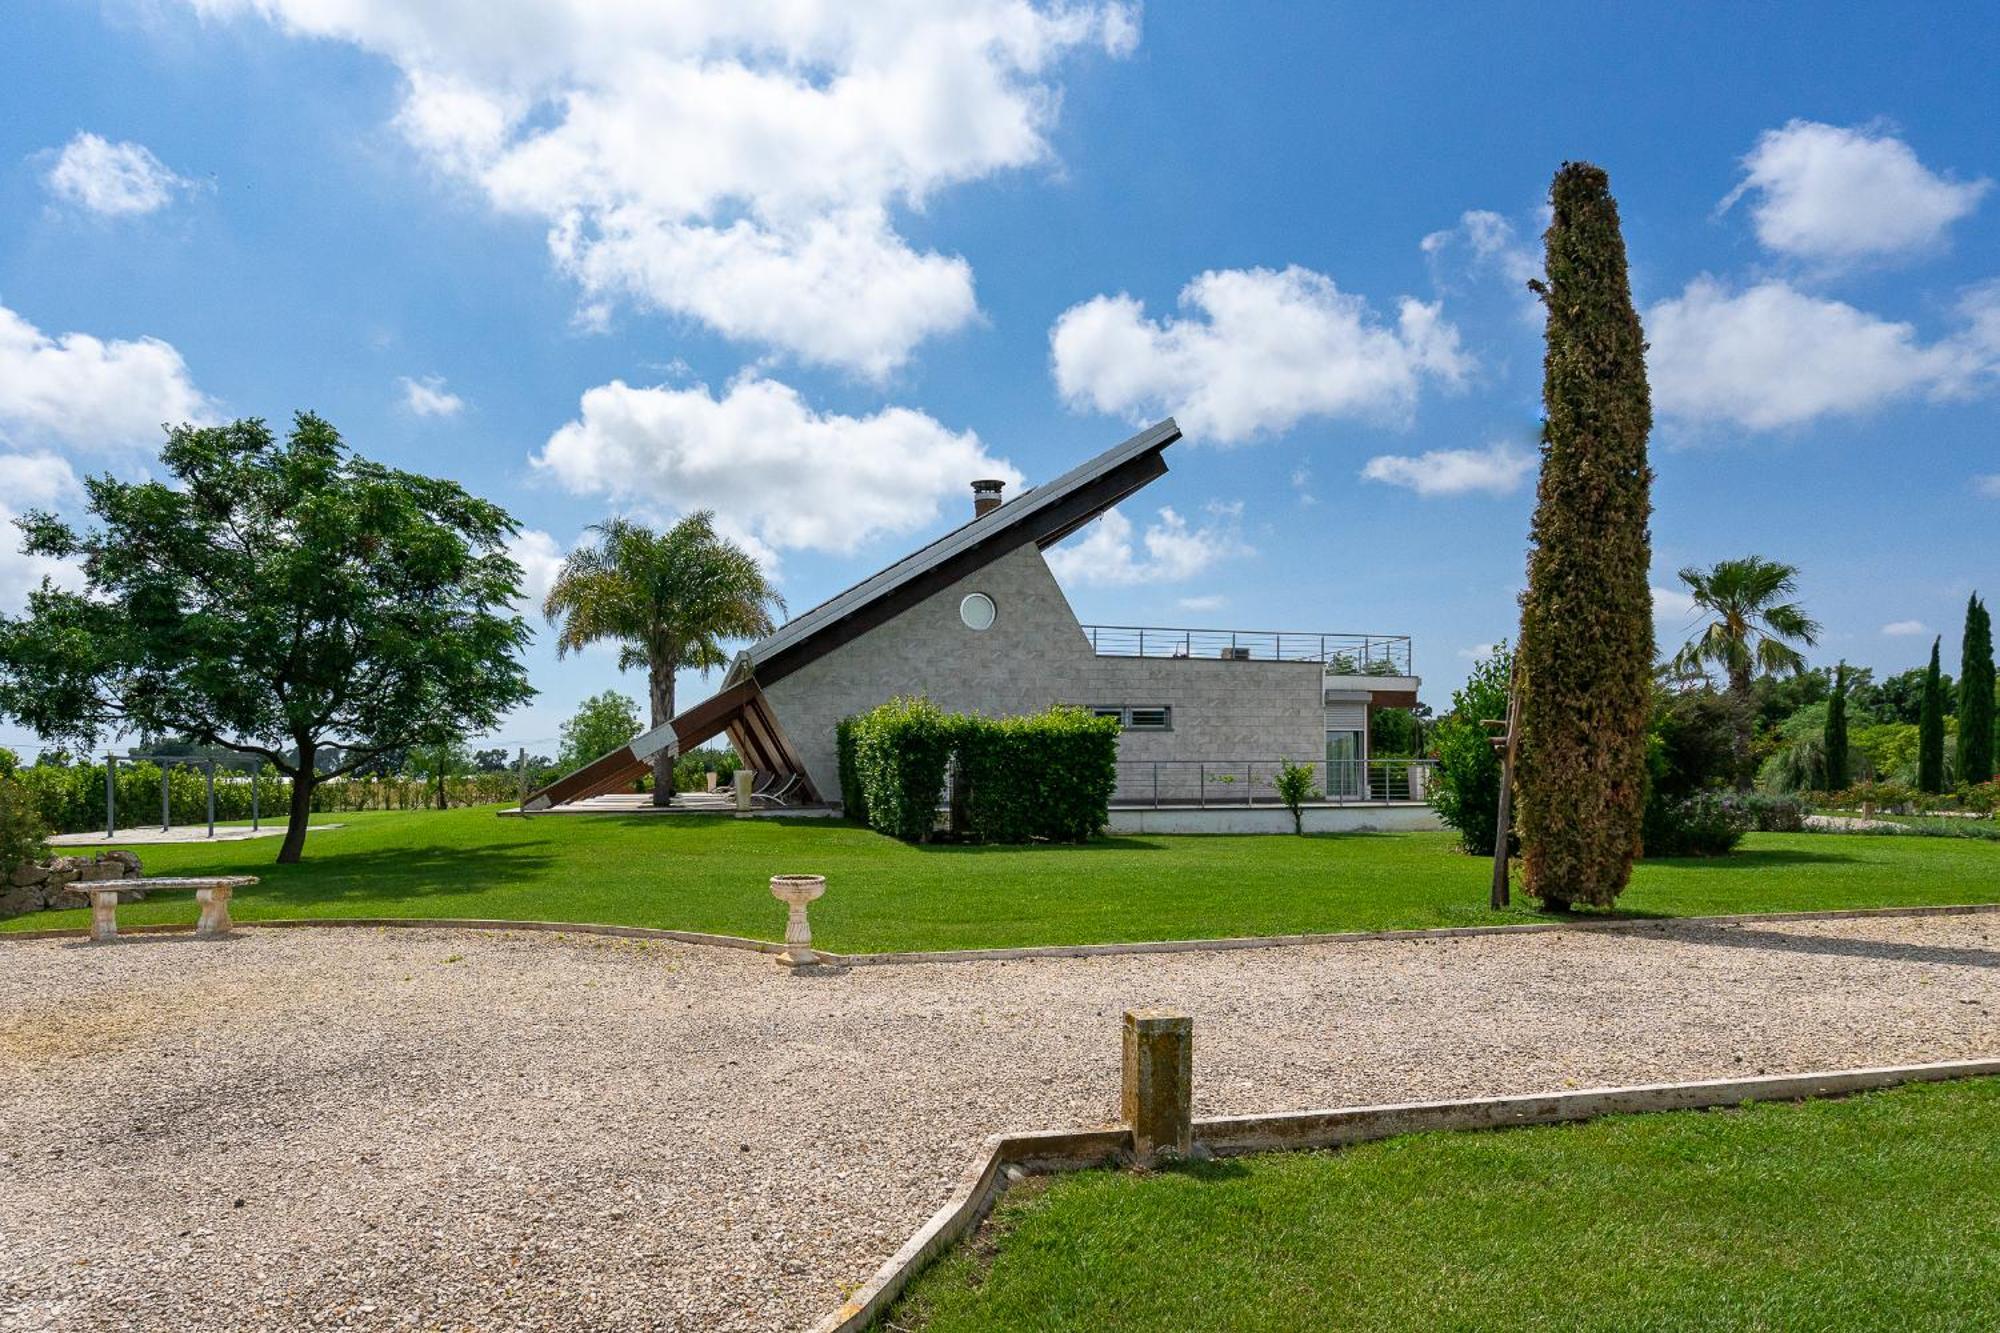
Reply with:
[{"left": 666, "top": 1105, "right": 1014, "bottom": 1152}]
[
  {"left": 848, "top": 697, "right": 959, "bottom": 841},
  {"left": 955, "top": 706, "right": 1121, "bottom": 843},
  {"left": 841, "top": 699, "right": 1120, "bottom": 843},
  {"left": 835, "top": 716, "right": 868, "bottom": 828}
]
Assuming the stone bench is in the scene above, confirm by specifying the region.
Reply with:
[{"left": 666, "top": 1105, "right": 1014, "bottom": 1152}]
[{"left": 87, "top": 876, "right": 261, "bottom": 943}]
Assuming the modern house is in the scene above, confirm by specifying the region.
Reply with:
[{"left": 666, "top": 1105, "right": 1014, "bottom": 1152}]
[{"left": 523, "top": 419, "right": 1431, "bottom": 827}]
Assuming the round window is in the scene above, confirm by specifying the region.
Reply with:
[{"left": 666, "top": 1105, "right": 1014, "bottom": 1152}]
[{"left": 959, "top": 592, "right": 996, "bottom": 631}]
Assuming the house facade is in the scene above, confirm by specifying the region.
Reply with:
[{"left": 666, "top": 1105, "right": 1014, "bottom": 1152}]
[{"left": 523, "top": 420, "right": 1422, "bottom": 813}]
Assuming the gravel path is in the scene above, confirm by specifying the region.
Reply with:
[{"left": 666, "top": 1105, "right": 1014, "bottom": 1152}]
[{"left": 3, "top": 915, "right": 1996, "bottom": 1332}]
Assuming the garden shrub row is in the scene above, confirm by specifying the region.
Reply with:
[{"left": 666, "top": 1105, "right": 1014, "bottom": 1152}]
[{"left": 840, "top": 697, "right": 1119, "bottom": 843}]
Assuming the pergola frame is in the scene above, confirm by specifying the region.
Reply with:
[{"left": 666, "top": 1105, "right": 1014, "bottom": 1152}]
[{"left": 104, "top": 752, "right": 267, "bottom": 840}]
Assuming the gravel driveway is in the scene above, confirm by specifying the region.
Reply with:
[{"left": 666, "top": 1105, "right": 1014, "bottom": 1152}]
[{"left": 3, "top": 914, "right": 1996, "bottom": 1332}]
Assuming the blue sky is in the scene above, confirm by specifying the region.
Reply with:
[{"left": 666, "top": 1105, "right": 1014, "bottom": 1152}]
[{"left": 2, "top": 1, "right": 1996, "bottom": 757}]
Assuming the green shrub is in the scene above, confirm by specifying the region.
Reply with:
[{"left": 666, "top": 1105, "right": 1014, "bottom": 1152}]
[
  {"left": 0, "top": 776, "right": 47, "bottom": 880},
  {"left": 847, "top": 697, "right": 959, "bottom": 841},
  {"left": 1643, "top": 792, "right": 1749, "bottom": 857},
  {"left": 841, "top": 701, "right": 1119, "bottom": 844},
  {"left": 835, "top": 716, "right": 868, "bottom": 826},
  {"left": 1428, "top": 645, "right": 1513, "bottom": 856},
  {"left": 1732, "top": 793, "right": 1805, "bottom": 832},
  {"left": 1274, "top": 759, "right": 1320, "bottom": 835},
  {"left": 954, "top": 706, "right": 1119, "bottom": 844}
]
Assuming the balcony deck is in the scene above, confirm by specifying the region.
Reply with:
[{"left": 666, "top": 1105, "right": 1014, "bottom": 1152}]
[{"left": 1078, "top": 624, "right": 1412, "bottom": 676}]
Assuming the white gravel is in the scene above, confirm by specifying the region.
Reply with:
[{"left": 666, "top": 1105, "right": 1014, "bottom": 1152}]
[{"left": 3, "top": 915, "right": 1996, "bottom": 1332}]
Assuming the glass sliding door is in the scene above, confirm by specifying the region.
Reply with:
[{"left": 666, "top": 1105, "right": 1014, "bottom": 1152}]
[{"left": 1325, "top": 729, "right": 1364, "bottom": 799}]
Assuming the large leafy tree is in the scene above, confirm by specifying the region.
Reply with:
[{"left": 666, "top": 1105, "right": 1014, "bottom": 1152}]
[
  {"left": 0, "top": 415, "right": 533, "bottom": 862},
  {"left": 1823, "top": 662, "right": 1851, "bottom": 793},
  {"left": 543, "top": 513, "right": 783, "bottom": 802},
  {"left": 559, "top": 690, "right": 645, "bottom": 775},
  {"left": 1514, "top": 162, "right": 1655, "bottom": 911},
  {"left": 1670, "top": 556, "right": 1821, "bottom": 790},
  {"left": 1918, "top": 638, "right": 1947, "bottom": 793},
  {"left": 1958, "top": 593, "right": 1995, "bottom": 786}
]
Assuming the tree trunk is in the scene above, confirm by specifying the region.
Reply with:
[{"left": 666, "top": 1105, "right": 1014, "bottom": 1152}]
[
  {"left": 278, "top": 751, "right": 315, "bottom": 864},
  {"left": 649, "top": 660, "right": 676, "bottom": 806},
  {"left": 1730, "top": 666, "right": 1754, "bottom": 791}
]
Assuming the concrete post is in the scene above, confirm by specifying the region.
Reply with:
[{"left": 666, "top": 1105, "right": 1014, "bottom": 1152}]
[
  {"left": 89, "top": 887, "right": 119, "bottom": 943},
  {"left": 1122, "top": 1009, "right": 1193, "bottom": 1164},
  {"left": 734, "top": 768, "right": 753, "bottom": 812}
]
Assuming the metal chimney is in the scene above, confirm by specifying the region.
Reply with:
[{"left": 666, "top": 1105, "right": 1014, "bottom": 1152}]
[{"left": 972, "top": 478, "right": 1005, "bottom": 517}]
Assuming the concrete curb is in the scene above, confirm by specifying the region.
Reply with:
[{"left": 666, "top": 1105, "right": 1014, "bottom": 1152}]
[
  {"left": 0, "top": 915, "right": 788, "bottom": 954},
  {"left": 826, "top": 900, "right": 2000, "bottom": 967},
  {"left": 5, "top": 899, "right": 1998, "bottom": 959},
  {"left": 811, "top": 1056, "right": 2000, "bottom": 1333}
]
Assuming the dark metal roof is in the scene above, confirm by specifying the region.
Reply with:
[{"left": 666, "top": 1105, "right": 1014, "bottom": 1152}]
[{"left": 736, "top": 418, "right": 1180, "bottom": 687}]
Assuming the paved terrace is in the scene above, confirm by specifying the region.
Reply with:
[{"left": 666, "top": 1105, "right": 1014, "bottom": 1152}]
[{"left": 2, "top": 915, "right": 1994, "bottom": 1331}]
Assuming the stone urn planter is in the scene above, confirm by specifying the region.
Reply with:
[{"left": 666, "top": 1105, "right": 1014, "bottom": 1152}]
[{"left": 770, "top": 874, "right": 827, "bottom": 967}]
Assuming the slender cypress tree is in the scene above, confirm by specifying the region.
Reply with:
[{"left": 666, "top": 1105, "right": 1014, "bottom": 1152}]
[
  {"left": 1917, "top": 638, "right": 1946, "bottom": 794},
  {"left": 1957, "top": 593, "right": 1994, "bottom": 786},
  {"left": 1514, "top": 163, "right": 1655, "bottom": 910},
  {"left": 1823, "top": 661, "right": 1850, "bottom": 793}
]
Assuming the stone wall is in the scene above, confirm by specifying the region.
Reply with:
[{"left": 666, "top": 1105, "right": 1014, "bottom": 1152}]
[
  {"left": 0, "top": 850, "right": 145, "bottom": 918},
  {"left": 761, "top": 540, "right": 1325, "bottom": 797}
]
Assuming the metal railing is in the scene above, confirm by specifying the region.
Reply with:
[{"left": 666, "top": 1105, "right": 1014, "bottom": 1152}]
[
  {"left": 1079, "top": 625, "right": 1412, "bottom": 675},
  {"left": 1111, "top": 758, "right": 1436, "bottom": 808}
]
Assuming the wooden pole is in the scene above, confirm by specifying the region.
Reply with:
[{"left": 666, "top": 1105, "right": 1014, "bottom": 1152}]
[{"left": 1489, "top": 673, "right": 1521, "bottom": 909}]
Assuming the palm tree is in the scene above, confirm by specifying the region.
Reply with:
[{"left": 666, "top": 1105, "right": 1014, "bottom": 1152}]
[
  {"left": 1670, "top": 556, "right": 1821, "bottom": 789},
  {"left": 543, "top": 513, "right": 783, "bottom": 803}
]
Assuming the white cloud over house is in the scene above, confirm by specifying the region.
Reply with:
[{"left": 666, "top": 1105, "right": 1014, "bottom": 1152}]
[
  {"left": 1720, "top": 119, "right": 1989, "bottom": 262},
  {"left": 0, "top": 451, "right": 84, "bottom": 609},
  {"left": 43, "top": 133, "right": 192, "bottom": 216},
  {"left": 1050, "top": 265, "right": 1470, "bottom": 443},
  {"left": 190, "top": 0, "right": 1137, "bottom": 378},
  {"left": 1046, "top": 503, "right": 1250, "bottom": 587},
  {"left": 1360, "top": 441, "right": 1533, "bottom": 497},
  {"left": 533, "top": 374, "right": 1021, "bottom": 557},
  {"left": 1880, "top": 619, "right": 1929, "bottom": 637},
  {"left": 399, "top": 374, "right": 466, "bottom": 418},
  {"left": 1646, "top": 276, "right": 1999, "bottom": 431},
  {"left": 0, "top": 301, "right": 212, "bottom": 454}
]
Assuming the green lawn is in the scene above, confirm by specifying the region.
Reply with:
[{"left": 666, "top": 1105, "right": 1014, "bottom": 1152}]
[
  {"left": 887, "top": 1078, "right": 2000, "bottom": 1332},
  {"left": 5, "top": 805, "right": 1996, "bottom": 952}
]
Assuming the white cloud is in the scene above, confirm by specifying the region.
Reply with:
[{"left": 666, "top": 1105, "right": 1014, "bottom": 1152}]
[
  {"left": 1421, "top": 209, "right": 1538, "bottom": 288},
  {"left": 0, "top": 301, "right": 212, "bottom": 453},
  {"left": 506, "top": 527, "right": 565, "bottom": 609},
  {"left": 43, "top": 133, "right": 192, "bottom": 216},
  {"left": 1050, "top": 265, "right": 1470, "bottom": 444},
  {"left": 1720, "top": 120, "right": 1989, "bottom": 261},
  {"left": 1289, "top": 464, "right": 1317, "bottom": 506},
  {"left": 0, "top": 453, "right": 83, "bottom": 609},
  {"left": 1457, "top": 642, "right": 1504, "bottom": 661},
  {"left": 1646, "top": 276, "right": 1998, "bottom": 431},
  {"left": 1977, "top": 474, "right": 2000, "bottom": 499},
  {"left": 399, "top": 374, "right": 465, "bottom": 418},
  {"left": 1176, "top": 593, "right": 1225, "bottom": 613},
  {"left": 193, "top": 1, "right": 1136, "bottom": 377},
  {"left": 1360, "top": 441, "right": 1533, "bottom": 498},
  {"left": 1045, "top": 504, "right": 1250, "bottom": 587},
  {"left": 533, "top": 374, "right": 1021, "bottom": 556},
  {"left": 1652, "top": 585, "right": 1700, "bottom": 621},
  {"left": 1881, "top": 619, "right": 1929, "bottom": 637}
]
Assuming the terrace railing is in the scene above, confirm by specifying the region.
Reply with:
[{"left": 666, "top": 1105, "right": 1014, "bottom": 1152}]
[
  {"left": 1112, "top": 758, "right": 1436, "bottom": 808},
  {"left": 1079, "top": 625, "right": 1412, "bottom": 676}
]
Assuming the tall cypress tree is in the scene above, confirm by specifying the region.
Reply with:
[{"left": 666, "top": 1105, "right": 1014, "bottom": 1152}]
[
  {"left": 1823, "top": 661, "right": 1849, "bottom": 793},
  {"left": 1918, "top": 638, "right": 1946, "bottom": 794},
  {"left": 1957, "top": 593, "right": 1994, "bottom": 786},
  {"left": 1514, "top": 163, "right": 1654, "bottom": 910}
]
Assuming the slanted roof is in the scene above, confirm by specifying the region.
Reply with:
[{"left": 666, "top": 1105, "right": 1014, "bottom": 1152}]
[{"left": 737, "top": 417, "right": 1180, "bottom": 689}]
